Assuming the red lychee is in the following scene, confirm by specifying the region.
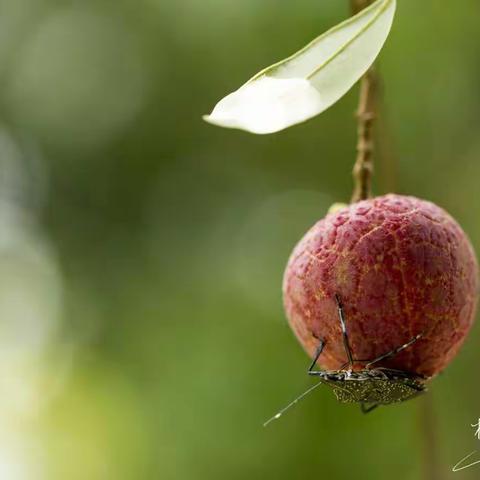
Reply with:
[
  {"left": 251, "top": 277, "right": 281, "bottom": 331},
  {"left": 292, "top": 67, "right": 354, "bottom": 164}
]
[{"left": 283, "top": 194, "right": 478, "bottom": 378}]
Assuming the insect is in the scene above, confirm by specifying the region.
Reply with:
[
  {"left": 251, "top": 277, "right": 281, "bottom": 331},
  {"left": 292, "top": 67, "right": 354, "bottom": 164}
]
[{"left": 264, "top": 294, "right": 427, "bottom": 426}]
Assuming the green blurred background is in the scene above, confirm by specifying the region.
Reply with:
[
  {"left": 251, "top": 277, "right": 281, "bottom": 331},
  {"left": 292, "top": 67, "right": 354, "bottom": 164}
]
[{"left": 0, "top": 0, "right": 479, "bottom": 478}]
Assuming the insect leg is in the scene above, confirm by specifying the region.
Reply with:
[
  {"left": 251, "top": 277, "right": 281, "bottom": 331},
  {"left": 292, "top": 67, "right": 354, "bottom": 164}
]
[
  {"left": 307, "top": 339, "right": 325, "bottom": 375},
  {"left": 334, "top": 294, "right": 354, "bottom": 368},
  {"left": 361, "top": 403, "right": 379, "bottom": 414},
  {"left": 365, "top": 333, "right": 423, "bottom": 369}
]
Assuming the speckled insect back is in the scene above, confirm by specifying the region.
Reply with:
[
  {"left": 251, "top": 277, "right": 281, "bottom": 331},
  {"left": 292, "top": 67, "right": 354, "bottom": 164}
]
[
  {"left": 328, "top": 373, "right": 424, "bottom": 405},
  {"left": 283, "top": 194, "right": 478, "bottom": 379},
  {"left": 301, "top": 294, "right": 427, "bottom": 414},
  {"left": 263, "top": 292, "right": 428, "bottom": 424}
]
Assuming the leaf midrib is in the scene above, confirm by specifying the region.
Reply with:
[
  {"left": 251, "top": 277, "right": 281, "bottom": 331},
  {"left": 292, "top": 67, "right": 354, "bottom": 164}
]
[{"left": 306, "top": 0, "right": 393, "bottom": 80}]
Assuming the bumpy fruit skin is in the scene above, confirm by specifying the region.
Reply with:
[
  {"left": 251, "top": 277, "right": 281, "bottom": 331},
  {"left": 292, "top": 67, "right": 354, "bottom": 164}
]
[{"left": 283, "top": 194, "right": 478, "bottom": 378}]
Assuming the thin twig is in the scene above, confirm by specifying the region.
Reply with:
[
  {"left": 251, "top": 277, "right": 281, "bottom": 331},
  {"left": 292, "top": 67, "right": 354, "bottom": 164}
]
[
  {"left": 418, "top": 394, "right": 444, "bottom": 480},
  {"left": 350, "top": 0, "right": 377, "bottom": 203}
]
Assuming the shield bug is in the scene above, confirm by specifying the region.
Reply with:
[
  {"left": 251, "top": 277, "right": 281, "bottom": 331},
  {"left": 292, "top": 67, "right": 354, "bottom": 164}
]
[{"left": 264, "top": 294, "right": 426, "bottom": 425}]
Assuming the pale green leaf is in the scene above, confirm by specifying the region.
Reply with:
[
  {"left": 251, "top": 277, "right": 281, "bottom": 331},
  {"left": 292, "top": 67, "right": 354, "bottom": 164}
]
[{"left": 203, "top": 0, "right": 396, "bottom": 134}]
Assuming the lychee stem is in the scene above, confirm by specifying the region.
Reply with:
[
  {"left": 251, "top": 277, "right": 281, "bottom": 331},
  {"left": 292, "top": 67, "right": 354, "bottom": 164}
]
[{"left": 350, "top": 0, "right": 377, "bottom": 203}]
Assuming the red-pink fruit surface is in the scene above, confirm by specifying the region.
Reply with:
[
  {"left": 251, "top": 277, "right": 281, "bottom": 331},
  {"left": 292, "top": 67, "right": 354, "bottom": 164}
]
[{"left": 283, "top": 194, "right": 478, "bottom": 378}]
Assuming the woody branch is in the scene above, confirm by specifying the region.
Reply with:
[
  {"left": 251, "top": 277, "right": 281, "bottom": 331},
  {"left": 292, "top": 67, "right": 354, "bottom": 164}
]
[{"left": 350, "top": 0, "right": 378, "bottom": 203}]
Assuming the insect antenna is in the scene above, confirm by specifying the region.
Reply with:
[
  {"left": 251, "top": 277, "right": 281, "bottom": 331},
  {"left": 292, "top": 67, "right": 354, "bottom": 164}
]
[{"left": 263, "top": 381, "right": 323, "bottom": 427}]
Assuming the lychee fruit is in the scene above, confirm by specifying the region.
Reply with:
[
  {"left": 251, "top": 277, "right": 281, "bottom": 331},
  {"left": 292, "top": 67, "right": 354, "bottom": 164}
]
[{"left": 283, "top": 194, "right": 478, "bottom": 378}]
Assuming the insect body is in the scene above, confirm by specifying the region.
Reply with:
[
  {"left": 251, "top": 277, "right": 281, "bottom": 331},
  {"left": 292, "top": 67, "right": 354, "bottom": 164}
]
[
  {"left": 264, "top": 294, "right": 427, "bottom": 425},
  {"left": 311, "top": 369, "right": 425, "bottom": 411},
  {"left": 308, "top": 294, "right": 426, "bottom": 411}
]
